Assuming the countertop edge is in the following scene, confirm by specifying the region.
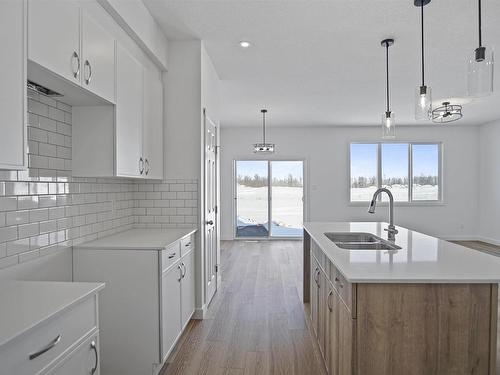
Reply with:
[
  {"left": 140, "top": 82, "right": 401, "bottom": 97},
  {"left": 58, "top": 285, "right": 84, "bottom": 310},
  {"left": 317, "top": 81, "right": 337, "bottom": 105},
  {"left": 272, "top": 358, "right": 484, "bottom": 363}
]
[{"left": 74, "top": 228, "right": 198, "bottom": 250}]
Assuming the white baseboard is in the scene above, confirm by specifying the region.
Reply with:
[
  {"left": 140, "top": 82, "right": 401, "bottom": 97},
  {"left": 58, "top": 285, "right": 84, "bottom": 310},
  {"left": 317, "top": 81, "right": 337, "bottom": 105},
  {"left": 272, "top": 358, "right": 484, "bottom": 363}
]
[{"left": 193, "top": 305, "right": 206, "bottom": 320}]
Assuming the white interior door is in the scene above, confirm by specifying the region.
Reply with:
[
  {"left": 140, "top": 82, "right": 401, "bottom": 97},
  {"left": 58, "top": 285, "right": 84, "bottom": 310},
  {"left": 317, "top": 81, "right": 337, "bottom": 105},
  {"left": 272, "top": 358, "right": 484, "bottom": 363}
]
[{"left": 204, "top": 111, "right": 218, "bottom": 306}]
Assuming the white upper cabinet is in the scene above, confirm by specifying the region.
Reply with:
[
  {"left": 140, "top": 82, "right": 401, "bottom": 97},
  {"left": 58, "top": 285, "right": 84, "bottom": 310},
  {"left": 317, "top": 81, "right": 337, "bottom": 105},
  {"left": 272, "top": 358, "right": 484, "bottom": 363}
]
[
  {"left": 143, "top": 69, "right": 164, "bottom": 179},
  {"left": 28, "top": 0, "right": 116, "bottom": 103},
  {"left": 28, "top": 0, "right": 81, "bottom": 85},
  {"left": 0, "top": 0, "right": 27, "bottom": 170},
  {"left": 81, "top": 10, "right": 116, "bottom": 103},
  {"left": 115, "top": 43, "right": 143, "bottom": 178}
]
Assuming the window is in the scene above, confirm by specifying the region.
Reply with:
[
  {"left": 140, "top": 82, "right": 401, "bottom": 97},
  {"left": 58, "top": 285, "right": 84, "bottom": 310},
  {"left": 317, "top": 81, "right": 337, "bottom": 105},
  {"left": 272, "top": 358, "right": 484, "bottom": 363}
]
[
  {"left": 235, "top": 160, "right": 304, "bottom": 238},
  {"left": 350, "top": 143, "right": 441, "bottom": 203}
]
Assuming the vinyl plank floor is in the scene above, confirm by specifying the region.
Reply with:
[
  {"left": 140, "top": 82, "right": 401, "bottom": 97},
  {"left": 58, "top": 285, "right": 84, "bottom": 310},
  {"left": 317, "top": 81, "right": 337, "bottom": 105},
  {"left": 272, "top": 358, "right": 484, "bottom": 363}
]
[{"left": 161, "top": 240, "right": 326, "bottom": 375}]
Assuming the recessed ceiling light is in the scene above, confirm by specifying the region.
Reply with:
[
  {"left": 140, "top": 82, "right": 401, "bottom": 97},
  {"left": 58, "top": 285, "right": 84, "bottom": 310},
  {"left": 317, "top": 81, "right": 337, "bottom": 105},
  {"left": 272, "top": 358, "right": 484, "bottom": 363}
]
[{"left": 239, "top": 41, "right": 251, "bottom": 48}]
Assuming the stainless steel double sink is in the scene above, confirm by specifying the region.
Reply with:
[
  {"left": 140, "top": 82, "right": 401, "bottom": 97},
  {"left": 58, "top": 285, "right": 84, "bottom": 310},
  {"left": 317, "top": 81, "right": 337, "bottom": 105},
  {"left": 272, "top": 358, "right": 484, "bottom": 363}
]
[{"left": 324, "top": 232, "right": 401, "bottom": 250}]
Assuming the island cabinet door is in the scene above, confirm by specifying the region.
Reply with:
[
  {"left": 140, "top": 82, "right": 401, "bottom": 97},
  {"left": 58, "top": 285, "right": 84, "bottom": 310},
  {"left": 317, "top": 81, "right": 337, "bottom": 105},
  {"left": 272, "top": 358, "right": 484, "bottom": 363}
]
[
  {"left": 317, "top": 270, "right": 328, "bottom": 359},
  {"left": 310, "top": 256, "right": 319, "bottom": 336},
  {"left": 327, "top": 287, "right": 354, "bottom": 375}
]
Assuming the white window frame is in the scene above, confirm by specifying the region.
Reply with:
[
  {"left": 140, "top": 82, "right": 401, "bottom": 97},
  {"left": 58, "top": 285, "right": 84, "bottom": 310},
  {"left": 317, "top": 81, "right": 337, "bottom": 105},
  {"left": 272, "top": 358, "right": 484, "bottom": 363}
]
[{"left": 348, "top": 142, "right": 443, "bottom": 205}]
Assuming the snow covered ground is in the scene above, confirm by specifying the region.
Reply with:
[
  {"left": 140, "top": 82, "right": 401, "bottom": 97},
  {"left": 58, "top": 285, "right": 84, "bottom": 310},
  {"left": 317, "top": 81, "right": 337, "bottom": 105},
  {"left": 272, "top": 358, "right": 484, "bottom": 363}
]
[
  {"left": 236, "top": 184, "right": 303, "bottom": 237},
  {"left": 351, "top": 184, "right": 438, "bottom": 201}
]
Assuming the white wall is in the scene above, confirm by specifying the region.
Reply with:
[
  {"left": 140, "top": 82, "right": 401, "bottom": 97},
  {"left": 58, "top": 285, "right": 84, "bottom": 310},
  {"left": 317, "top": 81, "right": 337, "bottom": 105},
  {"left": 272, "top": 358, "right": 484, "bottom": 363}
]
[
  {"left": 164, "top": 40, "right": 221, "bottom": 315},
  {"left": 479, "top": 121, "right": 500, "bottom": 245},
  {"left": 220, "top": 125, "right": 480, "bottom": 240}
]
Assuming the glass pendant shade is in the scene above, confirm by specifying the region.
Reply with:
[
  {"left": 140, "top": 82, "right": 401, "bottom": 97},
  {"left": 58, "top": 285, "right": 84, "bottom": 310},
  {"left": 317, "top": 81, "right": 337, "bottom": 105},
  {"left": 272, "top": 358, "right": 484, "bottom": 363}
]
[
  {"left": 415, "top": 85, "right": 432, "bottom": 120},
  {"left": 382, "top": 111, "right": 396, "bottom": 139},
  {"left": 467, "top": 46, "right": 494, "bottom": 97}
]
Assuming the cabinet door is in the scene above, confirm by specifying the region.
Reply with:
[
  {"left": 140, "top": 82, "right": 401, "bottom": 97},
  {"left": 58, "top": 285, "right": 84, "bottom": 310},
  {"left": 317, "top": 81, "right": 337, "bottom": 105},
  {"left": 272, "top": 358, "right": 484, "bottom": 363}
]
[
  {"left": 46, "top": 334, "right": 100, "bottom": 375},
  {"left": 81, "top": 10, "right": 115, "bottom": 103},
  {"left": 0, "top": 0, "right": 26, "bottom": 170},
  {"left": 143, "top": 69, "right": 164, "bottom": 179},
  {"left": 318, "top": 270, "right": 327, "bottom": 359},
  {"left": 28, "top": 0, "right": 80, "bottom": 85},
  {"left": 310, "top": 257, "right": 319, "bottom": 336},
  {"left": 327, "top": 284, "right": 339, "bottom": 375},
  {"left": 337, "top": 294, "right": 353, "bottom": 375},
  {"left": 161, "top": 263, "right": 182, "bottom": 362},
  {"left": 180, "top": 250, "right": 195, "bottom": 328},
  {"left": 115, "top": 43, "right": 143, "bottom": 177}
]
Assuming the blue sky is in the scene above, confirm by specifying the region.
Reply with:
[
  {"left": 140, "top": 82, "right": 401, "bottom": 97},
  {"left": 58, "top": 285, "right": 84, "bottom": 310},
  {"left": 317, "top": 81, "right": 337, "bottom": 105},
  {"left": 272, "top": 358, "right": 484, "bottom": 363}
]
[
  {"left": 236, "top": 161, "right": 303, "bottom": 179},
  {"left": 351, "top": 144, "right": 438, "bottom": 178}
]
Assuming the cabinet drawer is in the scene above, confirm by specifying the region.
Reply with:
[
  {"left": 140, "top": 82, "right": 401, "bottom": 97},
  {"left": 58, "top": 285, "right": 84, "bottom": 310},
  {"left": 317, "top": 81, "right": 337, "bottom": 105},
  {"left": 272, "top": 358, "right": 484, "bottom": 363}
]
[
  {"left": 180, "top": 234, "right": 194, "bottom": 256},
  {"left": 161, "top": 242, "right": 180, "bottom": 272},
  {"left": 0, "top": 295, "right": 97, "bottom": 375}
]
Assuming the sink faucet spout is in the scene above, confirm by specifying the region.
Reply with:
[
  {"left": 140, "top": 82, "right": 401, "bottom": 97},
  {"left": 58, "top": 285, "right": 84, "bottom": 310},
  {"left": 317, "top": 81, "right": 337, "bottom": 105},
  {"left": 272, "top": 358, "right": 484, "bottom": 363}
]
[{"left": 367, "top": 188, "right": 398, "bottom": 241}]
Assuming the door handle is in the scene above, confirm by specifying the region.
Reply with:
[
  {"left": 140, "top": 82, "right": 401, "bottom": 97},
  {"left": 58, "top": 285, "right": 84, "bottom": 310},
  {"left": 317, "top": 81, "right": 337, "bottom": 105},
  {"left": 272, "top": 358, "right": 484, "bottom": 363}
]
[{"left": 206, "top": 220, "right": 214, "bottom": 225}]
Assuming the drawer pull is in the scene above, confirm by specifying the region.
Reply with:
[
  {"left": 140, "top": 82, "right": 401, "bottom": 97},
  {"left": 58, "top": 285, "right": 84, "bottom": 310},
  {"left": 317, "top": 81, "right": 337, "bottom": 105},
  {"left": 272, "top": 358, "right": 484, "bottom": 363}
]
[
  {"left": 91, "top": 340, "right": 98, "bottom": 375},
  {"left": 185, "top": 242, "right": 191, "bottom": 247},
  {"left": 168, "top": 252, "right": 176, "bottom": 259},
  {"left": 29, "top": 334, "right": 61, "bottom": 360},
  {"left": 334, "top": 277, "right": 344, "bottom": 288}
]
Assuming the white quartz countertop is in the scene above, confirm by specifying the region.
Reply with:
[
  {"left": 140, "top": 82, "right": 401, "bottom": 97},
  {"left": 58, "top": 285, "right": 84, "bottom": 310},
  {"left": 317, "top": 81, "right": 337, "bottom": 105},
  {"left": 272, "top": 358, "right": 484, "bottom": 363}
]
[
  {"left": 0, "top": 281, "right": 104, "bottom": 348},
  {"left": 304, "top": 222, "right": 500, "bottom": 283},
  {"left": 75, "top": 228, "right": 197, "bottom": 250}
]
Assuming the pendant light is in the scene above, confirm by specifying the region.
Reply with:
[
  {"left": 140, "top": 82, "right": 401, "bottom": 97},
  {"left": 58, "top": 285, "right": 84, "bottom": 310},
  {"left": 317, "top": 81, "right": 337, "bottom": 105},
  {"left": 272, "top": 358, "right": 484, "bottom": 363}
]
[
  {"left": 381, "top": 39, "right": 395, "bottom": 139},
  {"left": 431, "top": 101, "right": 463, "bottom": 123},
  {"left": 253, "top": 109, "right": 275, "bottom": 154},
  {"left": 414, "top": 0, "right": 432, "bottom": 120},
  {"left": 467, "top": 0, "right": 494, "bottom": 97}
]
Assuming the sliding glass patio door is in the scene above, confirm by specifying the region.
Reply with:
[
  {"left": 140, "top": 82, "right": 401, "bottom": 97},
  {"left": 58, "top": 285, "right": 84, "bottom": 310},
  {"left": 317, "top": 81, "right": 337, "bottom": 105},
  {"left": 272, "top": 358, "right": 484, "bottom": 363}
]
[{"left": 235, "top": 160, "right": 304, "bottom": 238}]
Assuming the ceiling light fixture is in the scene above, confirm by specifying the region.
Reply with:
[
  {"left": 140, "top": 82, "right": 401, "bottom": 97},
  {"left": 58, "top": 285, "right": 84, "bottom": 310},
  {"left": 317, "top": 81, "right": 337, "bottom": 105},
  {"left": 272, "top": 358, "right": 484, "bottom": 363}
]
[
  {"left": 253, "top": 109, "right": 275, "bottom": 154},
  {"left": 239, "top": 41, "right": 251, "bottom": 48},
  {"left": 467, "top": 0, "right": 494, "bottom": 97},
  {"left": 381, "top": 39, "right": 396, "bottom": 139},
  {"left": 414, "top": 0, "right": 432, "bottom": 120},
  {"left": 431, "top": 102, "right": 463, "bottom": 123}
]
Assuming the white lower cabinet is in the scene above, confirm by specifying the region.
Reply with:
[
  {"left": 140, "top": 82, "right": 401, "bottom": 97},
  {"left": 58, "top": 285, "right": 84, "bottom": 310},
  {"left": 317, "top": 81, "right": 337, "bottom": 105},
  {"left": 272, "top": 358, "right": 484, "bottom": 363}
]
[
  {"left": 0, "top": 285, "right": 102, "bottom": 375},
  {"left": 73, "top": 231, "right": 197, "bottom": 375},
  {"left": 161, "top": 260, "right": 182, "bottom": 361},
  {"left": 180, "top": 250, "right": 196, "bottom": 329}
]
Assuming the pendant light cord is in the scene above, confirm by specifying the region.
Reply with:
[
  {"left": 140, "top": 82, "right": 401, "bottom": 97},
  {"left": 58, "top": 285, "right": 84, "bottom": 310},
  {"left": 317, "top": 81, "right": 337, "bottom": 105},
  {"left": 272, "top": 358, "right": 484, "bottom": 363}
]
[
  {"left": 478, "top": 0, "right": 482, "bottom": 47},
  {"left": 385, "top": 42, "right": 390, "bottom": 113},
  {"left": 420, "top": 1, "right": 425, "bottom": 86},
  {"left": 262, "top": 111, "right": 266, "bottom": 144}
]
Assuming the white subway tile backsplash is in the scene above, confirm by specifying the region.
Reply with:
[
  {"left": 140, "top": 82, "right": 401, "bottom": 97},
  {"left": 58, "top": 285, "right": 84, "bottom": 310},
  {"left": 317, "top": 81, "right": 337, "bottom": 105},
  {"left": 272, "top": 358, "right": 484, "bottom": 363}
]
[
  {"left": 0, "top": 197, "right": 18, "bottom": 211},
  {"left": 0, "top": 94, "right": 198, "bottom": 270}
]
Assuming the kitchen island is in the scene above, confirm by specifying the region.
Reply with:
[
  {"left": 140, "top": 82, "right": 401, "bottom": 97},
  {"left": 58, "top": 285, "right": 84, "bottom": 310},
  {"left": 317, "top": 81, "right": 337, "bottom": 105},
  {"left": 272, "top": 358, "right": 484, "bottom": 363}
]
[{"left": 303, "top": 222, "right": 500, "bottom": 375}]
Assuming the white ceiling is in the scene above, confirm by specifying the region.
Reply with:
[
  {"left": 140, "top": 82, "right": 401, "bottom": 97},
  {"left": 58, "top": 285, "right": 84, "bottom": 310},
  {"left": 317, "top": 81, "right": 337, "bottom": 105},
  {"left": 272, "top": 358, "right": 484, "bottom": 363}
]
[{"left": 143, "top": 0, "right": 500, "bottom": 127}]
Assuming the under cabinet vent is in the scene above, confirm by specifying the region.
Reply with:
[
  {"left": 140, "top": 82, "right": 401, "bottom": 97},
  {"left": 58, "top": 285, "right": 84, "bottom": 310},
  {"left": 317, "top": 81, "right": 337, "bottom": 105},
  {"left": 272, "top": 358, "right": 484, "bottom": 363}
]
[{"left": 27, "top": 80, "right": 63, "bottom": 97}]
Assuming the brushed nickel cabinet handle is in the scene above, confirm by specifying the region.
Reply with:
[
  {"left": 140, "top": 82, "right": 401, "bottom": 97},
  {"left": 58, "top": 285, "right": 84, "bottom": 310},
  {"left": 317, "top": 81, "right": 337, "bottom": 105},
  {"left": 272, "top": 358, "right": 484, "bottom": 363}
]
[
  {"left": 327, "top": 290, "right": 333, "bottom": 312},
  {"left": 139, "top": 157, "right": 144, "bottom": 174},
  {"left": 145, "top": 158, "right": 150, "bottom": 175},
  {"left": 72, "top": 51, "right": 80, "bottom": 78},
  {"left": 178, "top": 264, "right": 182, "bottom": 281},
  {"left": 29, "top": 334, "right": 61, "bottom": 360},
  {"left": 168, "top": 252, "right": 176, "bottom": 259},
  {"left": 185, "top": 242, "right": 191, "bottom": 247},
  {"left": 91, "top": 340, "right": 98, "bottom": 375},
  {"left": 84, "top": 60, "right": 92, "bottom": 85}
]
